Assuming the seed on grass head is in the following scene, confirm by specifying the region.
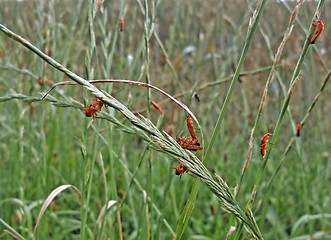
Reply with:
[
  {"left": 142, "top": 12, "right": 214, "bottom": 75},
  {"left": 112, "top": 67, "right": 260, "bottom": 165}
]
[
  {"left": 210, "top": 203, "right": 216, "bottom": 215},
  {"left": 160, "top": 50, "right": 167, "bottom": 64},
  {"left": 30, "top": 103, "right": 36, "bottom": 115},
  {"left": 46, "top": 48, "right": 51, "bottom": 57},
  {"left": 165, "top": 124, "right": 175, "bottom": 138},
  {"left": 118, "top": 189, "right": 124, "bottom": 199},
  {"left": 315, "top": 54, "right": 326, "bottom": 70}
]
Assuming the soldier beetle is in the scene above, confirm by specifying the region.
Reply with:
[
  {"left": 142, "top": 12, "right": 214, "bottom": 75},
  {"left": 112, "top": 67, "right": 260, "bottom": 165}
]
[
  {"left": 296, "top": 123, "right": 301, "bottom": 137},
  {"left": 176, "top": 137, "right": 203, "bottom": 151},
  {"left": 311, "top": 20, "right": 324, "bottom": 44},
  {"left": 259, "top": 133, "right": 272, "bottom": 157},
  {"left": 119, "top": 18, "right": 125, "bottom": 32},
  {"left": 98, "top": 0, "right": 103, "bottom": 10},
  {"left": 82, "top": 99, "right": 106, "bottom": 119},
  {"left": 176, "top": 115, "right": 203, "bottom": 151},
  {"left": 186, "top": 115, "right": 197, "bottom": 140},
  {"left": 174, "top": 162, "right": 188, "bottom": 177},
  {"left": 151, "top": 100, "right": 162, "bottom": 113},
  {"left": 38, "top": 77, "right": 44, "bottom": 87}
]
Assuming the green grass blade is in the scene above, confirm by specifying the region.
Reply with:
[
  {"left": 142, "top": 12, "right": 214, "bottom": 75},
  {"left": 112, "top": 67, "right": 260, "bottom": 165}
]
[
  {"left": 175, "top": 1, "right": 268, "bottom": 239},
  {"left": 204, "top": 0, "right": 267, "bottom": 161},
  {"left": 0, "top": 218, "right": 25, "bottom": 240}
]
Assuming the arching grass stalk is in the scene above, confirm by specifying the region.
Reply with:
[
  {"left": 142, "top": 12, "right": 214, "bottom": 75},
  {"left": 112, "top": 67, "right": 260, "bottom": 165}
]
[
  {"left": 154, "top": 132, "right": 263, "bottom": 239},
  {"left": 0, "top": 24, "right": 181, "bottom": 135},
  {"left": 41, "top": 79, "right": 197, "bottom": 119},
  {"left": 134, "top": 66, "right": 272, "bottom": 114},
  {"left": 247, "top": 0, "right": 325, "bottom": 212},
  {"left": 0, "top": 24, "right": 264, "bottom": 239},
  {"left": 0, "top": 24, "right": 263, "bottom": 239}
]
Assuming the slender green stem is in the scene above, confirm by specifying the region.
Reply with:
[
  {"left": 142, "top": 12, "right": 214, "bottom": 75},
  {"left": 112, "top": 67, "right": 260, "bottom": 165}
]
[
  {"left": 236, "top": 0, "right": 304, "bottom": 198},
  {"left": 82, "top": 133, "right": 99, "bottom": 240},
  {"left": 0, "top": 218, "right": 25, "bottom": 240},
  {"left": 142, "top": 7, "right": 154, "bottom": 232},
  {"left": 282, "top": 0, "right": 329, "bottom": 72},
  {"left": 107, "top": 0, "right": 126, "bottom": 83},
  {"left": 248, "top": 0, "right": 325, "bottom": 210},
  {"left": 300, "top": 70, "right": 331, "bottom": 126},
  {"left": 176, "top": 1, "right": 268, "bottom": 239},
  {"left": 143, "top": 0, "right": 151, "bottom": 117},
  {"left": 263, "top": 69, "right": 331, "bottom": 200},
  {"left": 81, "top": 2, "right": 97, "bottom": 239},
  {"left": 153, "top": 30, "right": 184, "bottom": 91},
  {"left": 203, "top": 0, "right": 267, "bottom": 162}
]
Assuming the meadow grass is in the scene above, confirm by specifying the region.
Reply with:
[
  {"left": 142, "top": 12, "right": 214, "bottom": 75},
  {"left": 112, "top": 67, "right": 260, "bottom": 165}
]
[{"left": 0, "top": 0, "right": 331, "bottom": 239}]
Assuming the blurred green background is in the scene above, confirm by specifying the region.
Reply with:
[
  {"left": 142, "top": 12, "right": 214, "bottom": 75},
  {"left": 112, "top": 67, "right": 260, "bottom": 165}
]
[{"left": 0, "top": 0, "right": 330, "bottom": 239}]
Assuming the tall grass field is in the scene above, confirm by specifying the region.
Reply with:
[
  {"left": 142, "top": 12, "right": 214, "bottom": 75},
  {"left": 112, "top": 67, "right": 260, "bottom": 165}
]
[{"left": 0, "top": 0, "right": 330, "bottom": 239}]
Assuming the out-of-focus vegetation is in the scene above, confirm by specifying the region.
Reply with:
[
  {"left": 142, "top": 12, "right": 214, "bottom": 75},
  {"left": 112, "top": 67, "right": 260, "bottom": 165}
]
[{"left": 0, "top": 0, "right": 330, "bottom": 239}]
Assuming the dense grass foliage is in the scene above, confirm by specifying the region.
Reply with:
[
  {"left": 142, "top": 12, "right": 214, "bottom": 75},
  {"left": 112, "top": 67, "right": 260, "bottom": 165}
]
[{"left": 0, "top": 0, "right": 330, "bottom": 239}]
